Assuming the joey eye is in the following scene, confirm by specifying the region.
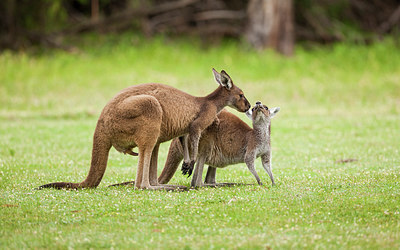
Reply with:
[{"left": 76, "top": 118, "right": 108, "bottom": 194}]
[{"left": 263, "top": 105, "right": 268, "bottom": 110}]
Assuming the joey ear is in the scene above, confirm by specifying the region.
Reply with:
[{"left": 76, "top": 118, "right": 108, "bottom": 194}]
[
  {"left": 270, "top": 107, "right": 280, "bottom": 118},
  {"left": 212, "top": 68, "right": 232, "bottom": 90}
]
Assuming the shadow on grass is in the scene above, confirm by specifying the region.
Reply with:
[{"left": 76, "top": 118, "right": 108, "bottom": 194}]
[{"left": 107, "top": 181, "right": 256, "bottom": 191}]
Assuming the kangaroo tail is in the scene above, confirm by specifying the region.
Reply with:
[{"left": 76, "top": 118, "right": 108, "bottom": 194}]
[
  {"left": 38, "top": 120, "right": 112, "bottom": 190},
  {"left": 158, "top": 138, "right": 184, "bottom": 184},
  {"left": 37, "top": 182, "right": 80, "bottom": 189}
]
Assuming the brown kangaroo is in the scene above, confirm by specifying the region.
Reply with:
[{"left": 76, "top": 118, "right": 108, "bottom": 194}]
[
  {"left": 158, "top": 102, "right": 280, "bottom": 187},
  {"left": 38, "top": 68, "right": 250, "bottom": 190}
]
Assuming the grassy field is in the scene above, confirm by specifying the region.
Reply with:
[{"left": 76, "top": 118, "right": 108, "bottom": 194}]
[{"left": 1, "top": 34, "right": 399, "bottom": 249}]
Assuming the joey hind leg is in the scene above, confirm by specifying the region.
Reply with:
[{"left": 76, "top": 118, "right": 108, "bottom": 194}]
[
  {"left": 245, "top": 154, "right": 263, "bottom": 185},
  {"left": 204, "top": 166, "right": 217, "bottom": 185},
  {"left": 261, "top": 154, "right": 275, "bottom": 185},
  {"left": 203, "top": 166, "right": 222, "bottom": 187},
  {"left": 203, "top": 166, "right": 246, "bottom": 187}
]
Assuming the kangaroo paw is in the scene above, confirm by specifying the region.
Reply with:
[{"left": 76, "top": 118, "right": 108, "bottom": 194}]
[
  {"left": 181, "top": 161, "right": 195, "bottom": 177},
  {"left": 181, "top": 161, "right": 190, "bottom": 175},
  {"left": 159, "top": 184, "right": 189, "bottom": 191},
  {"left": 139, "top": 185, "right": 188, "bottom": 191},
  {"left": 187, "top": 161, "right": 195, "bottom": 177}
]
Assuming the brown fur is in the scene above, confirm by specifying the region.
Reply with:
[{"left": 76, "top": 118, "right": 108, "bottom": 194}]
[
  {"left": 158, "top": 102, "right": 279, "bottom": 187},
  {"left": 38, "top": 69, "right": 250, "bottom": 190}
]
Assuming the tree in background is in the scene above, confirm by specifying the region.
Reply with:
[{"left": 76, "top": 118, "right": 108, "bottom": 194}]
[{"left": 246, "top": 0, "right": 294, "bottom": 55}]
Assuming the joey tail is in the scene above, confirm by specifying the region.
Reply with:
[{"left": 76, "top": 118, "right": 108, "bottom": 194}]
[{"left": 38, "top": 120, "right": 112, "bottom": 190}]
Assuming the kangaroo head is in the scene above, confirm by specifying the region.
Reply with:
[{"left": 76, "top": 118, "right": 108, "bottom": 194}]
[
  {"left": 212, "top": 68, "right": 251, "bottom": 112},
  {"left": 246, "top": 101, "right": 280, "bottom": 123}
]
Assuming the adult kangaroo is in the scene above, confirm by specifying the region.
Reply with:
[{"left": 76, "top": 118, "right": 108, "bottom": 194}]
[
  {"left": 39, "top": 68, "right": 250, "bottom": 190},
  {"left": 158, "top": 102, "right": 280, "bottom": 187}
]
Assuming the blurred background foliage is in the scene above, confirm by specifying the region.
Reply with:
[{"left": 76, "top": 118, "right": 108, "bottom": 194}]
[{"left": 0, "top": 0, "right": 399, "bottom": 53}]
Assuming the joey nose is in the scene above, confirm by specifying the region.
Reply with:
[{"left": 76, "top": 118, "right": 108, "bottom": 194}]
[{"left": 256, "top": 101, "right": 261, "bottom": 105}]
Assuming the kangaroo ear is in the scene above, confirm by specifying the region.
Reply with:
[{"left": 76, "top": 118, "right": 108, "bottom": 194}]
[
  {"left": 270, "top": 107, "right": 280, "bottom": 118},
  {"left": 212, "top": 68, "right": 233, "bottom": 90},
  {"left": 245, "top": 109, "right": 253, "bottom": 121}
]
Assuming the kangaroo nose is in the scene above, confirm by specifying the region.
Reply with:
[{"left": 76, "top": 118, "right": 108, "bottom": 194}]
[{"left": 245, "top": 100, "right": 251, "bottom": 110}]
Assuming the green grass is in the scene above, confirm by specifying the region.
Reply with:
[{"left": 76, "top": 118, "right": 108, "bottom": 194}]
[{"left": 1, "top": 34, "right": 399, "bottom": 249}]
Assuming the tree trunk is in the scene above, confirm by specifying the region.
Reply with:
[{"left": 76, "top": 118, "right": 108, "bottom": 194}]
[
  {"left": 246, "top": 0, "right": 294, "bottom": 56},
  {"left": 91, "top": 0, "right": 99, "bottom": 21}
]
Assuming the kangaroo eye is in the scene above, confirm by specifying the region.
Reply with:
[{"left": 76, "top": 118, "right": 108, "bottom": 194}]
[{"left": 239, "top": 94, "right": 244, "bottom": 98}]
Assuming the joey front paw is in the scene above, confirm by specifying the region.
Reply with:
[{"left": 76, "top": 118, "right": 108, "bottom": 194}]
[{"left": 181, "top": 161, "right": 195, "bottom": 177}]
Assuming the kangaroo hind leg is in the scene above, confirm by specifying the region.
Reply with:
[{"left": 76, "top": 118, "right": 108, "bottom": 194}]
[
  {"left": 191, "top": 156, "right": 206, "bottom": 187},
  {"left": 118, "top": 94, "right": 163, "bottom": 190},
  {"left": 150, "top": 143, "right": 188, "bottom": 190}
]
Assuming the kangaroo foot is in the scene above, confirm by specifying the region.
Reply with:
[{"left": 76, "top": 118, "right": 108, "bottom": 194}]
[
  {"left": 159, "top": 184, "right": 189, "bottom": 190},
  {"left": 181, "top": 161, "right": 195, "bottom": 177},
  {"left": 219, "top": 182, "right": 255, "bottom": 186},
  {"left": 203, "top": 182, "right": 255, "bottom": 187},
  {"left": 141, "top": 185, "right": 188, "bottom": 191},
  {"left": 108, "top": 181, "right": 135, "bottom": 187},
  {"left": 189, "top": 183, "right": 224, "bottom": 189}
]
